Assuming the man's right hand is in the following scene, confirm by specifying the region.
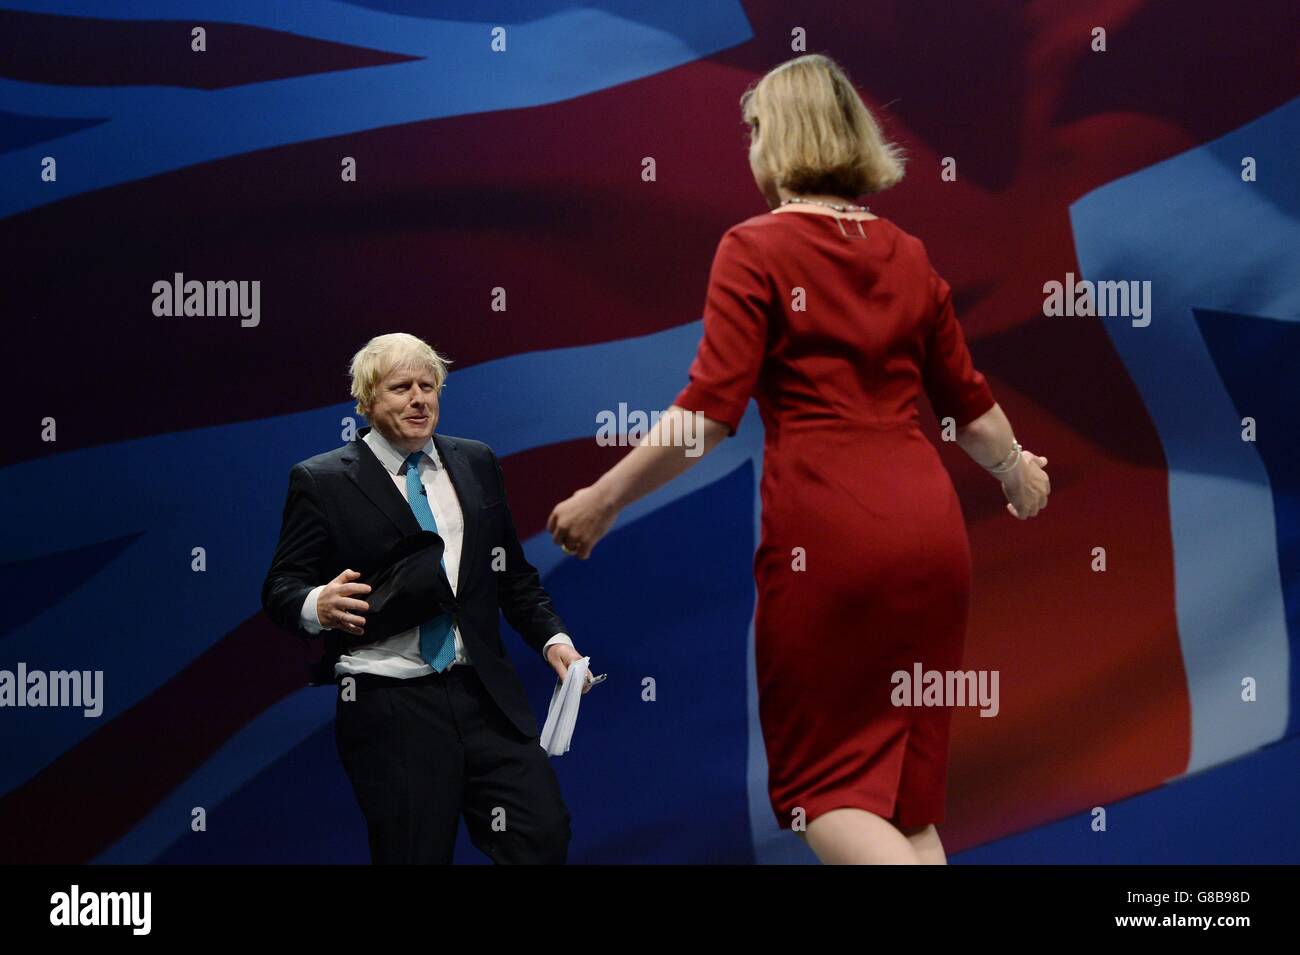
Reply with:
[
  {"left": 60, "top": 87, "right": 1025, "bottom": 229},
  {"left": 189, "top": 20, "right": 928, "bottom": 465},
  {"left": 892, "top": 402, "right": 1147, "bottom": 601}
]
[{"left": 317, "top": 568, "right": 371, "bottom": 637}]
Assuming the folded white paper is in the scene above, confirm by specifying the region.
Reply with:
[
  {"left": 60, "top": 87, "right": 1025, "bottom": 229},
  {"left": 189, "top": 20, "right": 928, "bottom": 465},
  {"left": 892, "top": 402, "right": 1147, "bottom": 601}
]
[{"left": 539, "top": 656, "right": 589, "bottom": 756}]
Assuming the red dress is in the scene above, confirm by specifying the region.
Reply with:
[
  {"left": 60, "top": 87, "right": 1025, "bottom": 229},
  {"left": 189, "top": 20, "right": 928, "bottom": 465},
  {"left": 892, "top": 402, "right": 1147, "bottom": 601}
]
[{"left": 673, "top": 211, "right": 996, "bottom": 831}]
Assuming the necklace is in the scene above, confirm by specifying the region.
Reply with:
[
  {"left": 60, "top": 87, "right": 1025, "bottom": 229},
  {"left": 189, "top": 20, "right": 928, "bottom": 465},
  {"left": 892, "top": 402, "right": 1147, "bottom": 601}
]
[{"left": 779, "top": 196, "right": 871, "bottom": 214}]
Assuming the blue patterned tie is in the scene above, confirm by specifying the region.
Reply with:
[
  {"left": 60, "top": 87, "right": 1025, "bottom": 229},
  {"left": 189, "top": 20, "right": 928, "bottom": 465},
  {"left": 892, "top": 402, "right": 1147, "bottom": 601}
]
[{"left": 404, "top": 451, "right": 457, "bottom": 671}]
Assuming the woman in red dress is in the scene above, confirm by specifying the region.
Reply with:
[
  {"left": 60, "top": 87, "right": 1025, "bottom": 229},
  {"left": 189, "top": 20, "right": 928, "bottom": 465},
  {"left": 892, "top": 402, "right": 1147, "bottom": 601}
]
[{"left": 548, "top": 54, "right": 1050, "bottom": 864}]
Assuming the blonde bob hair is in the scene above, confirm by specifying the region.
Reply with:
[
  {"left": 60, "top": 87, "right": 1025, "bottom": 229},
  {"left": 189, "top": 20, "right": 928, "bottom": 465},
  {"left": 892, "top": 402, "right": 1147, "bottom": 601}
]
[
  {"left": 349, "top": 332, "right": 452, "bottom": 417},
  {"left": 741, "top": 53, "right": 906, "bottom": 198}
]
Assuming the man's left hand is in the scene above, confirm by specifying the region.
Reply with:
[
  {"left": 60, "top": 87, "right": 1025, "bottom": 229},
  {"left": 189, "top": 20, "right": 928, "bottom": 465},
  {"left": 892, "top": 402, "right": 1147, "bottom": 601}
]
[{"left": 545, "top": 643, "right": 594, "bottom": 694}]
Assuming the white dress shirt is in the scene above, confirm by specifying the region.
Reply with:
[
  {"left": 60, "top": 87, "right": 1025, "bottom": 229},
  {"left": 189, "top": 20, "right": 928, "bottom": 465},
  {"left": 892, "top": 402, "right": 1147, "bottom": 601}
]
[{"left": 299, "top": 427, "right": 573, "bottom": 678}]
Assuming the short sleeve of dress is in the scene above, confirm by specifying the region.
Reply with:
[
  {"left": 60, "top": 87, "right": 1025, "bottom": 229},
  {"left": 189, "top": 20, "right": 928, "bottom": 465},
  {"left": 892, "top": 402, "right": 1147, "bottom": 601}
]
[
  {"left": 922, "top": 268, "right": 996, "bottom": 429},
  {"left": 672, "top": 228, "right": 771, "bottom": 435}
]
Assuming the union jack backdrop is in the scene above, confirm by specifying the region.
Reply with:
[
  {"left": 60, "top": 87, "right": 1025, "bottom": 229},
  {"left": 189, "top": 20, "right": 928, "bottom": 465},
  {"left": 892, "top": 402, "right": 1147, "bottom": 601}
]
[{"left": 1, "top": 0, "right": 1297, "bottom": 864}]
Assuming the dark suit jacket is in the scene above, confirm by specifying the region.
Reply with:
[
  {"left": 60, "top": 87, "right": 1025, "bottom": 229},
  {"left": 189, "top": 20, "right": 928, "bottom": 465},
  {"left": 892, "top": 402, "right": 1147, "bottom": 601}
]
[{"left": 260, "top": 427, "right": 567, "bottom": 738}]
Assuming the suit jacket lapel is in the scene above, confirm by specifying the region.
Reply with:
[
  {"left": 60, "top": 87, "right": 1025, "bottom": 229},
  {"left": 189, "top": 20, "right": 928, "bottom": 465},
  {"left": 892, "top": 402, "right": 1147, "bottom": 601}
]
[
  {"left": 434, "top": 432, "right": 481, "bottom": 594},
  {"left": 343, "top": 428, "right": 422, "bottom": 538}
]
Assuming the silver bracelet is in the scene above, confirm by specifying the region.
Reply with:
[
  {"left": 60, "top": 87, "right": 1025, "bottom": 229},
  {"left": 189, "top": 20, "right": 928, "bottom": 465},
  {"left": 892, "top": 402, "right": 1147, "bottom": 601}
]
[{"left": 985, "top": 440, "right": 1022, "bottom": 475}]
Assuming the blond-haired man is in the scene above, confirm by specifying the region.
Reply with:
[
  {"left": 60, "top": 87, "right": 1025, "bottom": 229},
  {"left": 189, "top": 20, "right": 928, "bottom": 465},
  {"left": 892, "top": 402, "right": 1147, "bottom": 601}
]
[{"left": 263, "top": 333, "right": 584, "bottom": 864}]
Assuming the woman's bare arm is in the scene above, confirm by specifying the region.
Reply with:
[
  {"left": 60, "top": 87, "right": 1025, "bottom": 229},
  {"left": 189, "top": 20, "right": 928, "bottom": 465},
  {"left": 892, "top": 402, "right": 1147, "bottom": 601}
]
[
  {"left": 547, "top": 405, "right": 730, "bottom": 557},
  {"left": 597, "top": 405, "right": 729, "bottom": 509},
  {"left": 955, "top": 402, "right": 1051, "bottom": 518},
  {"left": 955, "top": 402, "right": 1017, "bottom": 468}
]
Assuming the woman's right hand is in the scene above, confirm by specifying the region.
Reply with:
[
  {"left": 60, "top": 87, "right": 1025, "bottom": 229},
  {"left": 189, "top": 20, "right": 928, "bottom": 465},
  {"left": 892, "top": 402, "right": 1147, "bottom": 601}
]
[
  {"left": 547, "top": 485, "right": 620, "bottom": 560},
  {"left": 318, "top": 568, "right": 371, "bottom": 636},
  {"left": 1001, "top": 450, "right": 1050, "bottom": 519}
]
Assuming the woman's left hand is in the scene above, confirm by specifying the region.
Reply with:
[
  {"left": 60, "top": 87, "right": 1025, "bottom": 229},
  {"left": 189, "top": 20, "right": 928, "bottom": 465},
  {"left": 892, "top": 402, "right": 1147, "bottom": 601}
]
[{"left": 547, "top": 485, "right": 618, "bottom": 559}]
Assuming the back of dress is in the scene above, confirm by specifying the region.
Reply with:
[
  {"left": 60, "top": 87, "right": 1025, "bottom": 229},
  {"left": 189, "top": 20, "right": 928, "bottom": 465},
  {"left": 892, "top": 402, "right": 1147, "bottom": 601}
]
[
  {"left": 674, "top": 210, "right": 995, "bottom": 440},
  {"left": 671, "top": 209, "right": 997, "bottom": 833}
]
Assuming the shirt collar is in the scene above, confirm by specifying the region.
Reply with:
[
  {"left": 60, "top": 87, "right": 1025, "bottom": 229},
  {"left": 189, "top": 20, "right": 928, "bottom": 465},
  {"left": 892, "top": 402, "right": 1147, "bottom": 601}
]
[{"left": 363, "top": 426, "right": 440, "bottom": 475}]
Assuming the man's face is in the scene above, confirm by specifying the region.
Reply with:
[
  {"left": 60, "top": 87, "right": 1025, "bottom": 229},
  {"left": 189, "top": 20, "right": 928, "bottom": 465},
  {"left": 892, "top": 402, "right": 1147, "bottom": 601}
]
[{"left": 367, "top": 363, "right": 440, "bottom": 451}]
